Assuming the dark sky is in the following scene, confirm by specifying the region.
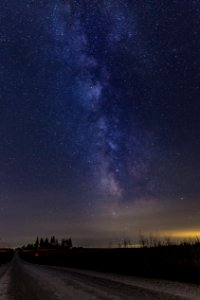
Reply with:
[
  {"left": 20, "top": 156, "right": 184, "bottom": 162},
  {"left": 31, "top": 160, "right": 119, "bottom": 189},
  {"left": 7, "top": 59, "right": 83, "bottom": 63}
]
[{"left": 0, "top": 0, "right": 200, "bottom": 247}]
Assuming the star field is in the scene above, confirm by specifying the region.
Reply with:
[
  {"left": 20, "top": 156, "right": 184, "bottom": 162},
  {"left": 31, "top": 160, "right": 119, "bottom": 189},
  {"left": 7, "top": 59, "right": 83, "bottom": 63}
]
[{"left": 0, "top": 0, "right": 200, "bottom": 247}]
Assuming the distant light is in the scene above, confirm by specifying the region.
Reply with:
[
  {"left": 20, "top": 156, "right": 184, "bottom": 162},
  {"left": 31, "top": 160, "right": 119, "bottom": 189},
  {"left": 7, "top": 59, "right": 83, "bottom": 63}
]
[{"left": 163, "top": 230, "right": 200, "bottom": 239}]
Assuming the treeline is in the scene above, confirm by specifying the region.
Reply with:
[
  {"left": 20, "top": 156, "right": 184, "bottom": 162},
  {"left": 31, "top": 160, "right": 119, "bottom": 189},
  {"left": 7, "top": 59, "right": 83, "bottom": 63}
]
[
  {"left": 138, "top": 235, "right": 200, "bottom": 248},
  {"left": 22, "top": 236, "right": 72, "bottom": 250},
  {"left": 117, "top": 235, "right": 200, "bottom": 248}
]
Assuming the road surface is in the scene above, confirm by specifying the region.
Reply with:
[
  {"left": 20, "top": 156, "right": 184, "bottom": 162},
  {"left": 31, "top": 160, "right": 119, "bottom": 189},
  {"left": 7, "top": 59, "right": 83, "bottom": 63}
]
[{"left": 0, "top": 255, "right": 200, "bottom": 300}]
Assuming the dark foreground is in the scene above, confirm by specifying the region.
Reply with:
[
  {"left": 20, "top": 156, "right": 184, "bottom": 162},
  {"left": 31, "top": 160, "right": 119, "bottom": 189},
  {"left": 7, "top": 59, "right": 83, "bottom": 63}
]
[
  {"left": 19, "top": 246, "right": 200, "bottom": 283},
  {"left": 1, "top": 254, "right": 200, "bottom": 300}
]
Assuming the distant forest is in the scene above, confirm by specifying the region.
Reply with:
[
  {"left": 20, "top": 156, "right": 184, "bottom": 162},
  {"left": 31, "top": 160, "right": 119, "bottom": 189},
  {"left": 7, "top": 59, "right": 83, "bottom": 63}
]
[{"left": 22, "top": 236, "right": 72, "bottom": 250}]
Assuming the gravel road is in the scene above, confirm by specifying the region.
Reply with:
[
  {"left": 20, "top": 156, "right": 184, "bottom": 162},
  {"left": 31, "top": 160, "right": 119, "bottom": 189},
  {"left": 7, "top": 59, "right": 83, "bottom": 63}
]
[{"left": 0, "top": 255, "right": 200, "bottom": 300}]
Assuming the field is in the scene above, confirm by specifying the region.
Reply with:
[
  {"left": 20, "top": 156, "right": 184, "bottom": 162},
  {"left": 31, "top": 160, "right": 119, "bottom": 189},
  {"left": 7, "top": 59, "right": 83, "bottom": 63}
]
[{"left": 19, "top": 244, "right": 200, "bottom": 284}]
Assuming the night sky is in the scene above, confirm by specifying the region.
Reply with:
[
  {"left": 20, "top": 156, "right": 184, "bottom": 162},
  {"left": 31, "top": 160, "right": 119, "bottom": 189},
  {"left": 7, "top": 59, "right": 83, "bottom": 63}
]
[{"left": 0, "top": 0, "right": 200, "bottom": 247}]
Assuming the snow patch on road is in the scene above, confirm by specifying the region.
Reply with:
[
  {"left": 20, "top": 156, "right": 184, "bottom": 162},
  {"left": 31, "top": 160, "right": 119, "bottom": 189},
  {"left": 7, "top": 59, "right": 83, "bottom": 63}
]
[
  {"left": 58, "top": 267, "right": 200, "bottom": 300},
  {"left": 20, "top": 259, "right": 200, "bottom": 300},
  {"left": 20, "top": 261, "right": 120, "bottom": 300},
  {"left": 0, "top": 264, "right": 11, "bottom": 300}
]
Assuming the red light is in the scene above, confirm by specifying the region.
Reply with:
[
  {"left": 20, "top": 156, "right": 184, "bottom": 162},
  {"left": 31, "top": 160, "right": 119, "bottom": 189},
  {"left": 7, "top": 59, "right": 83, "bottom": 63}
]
[{"left": 35, "top": 252, "right": 39, "bottom": 257}]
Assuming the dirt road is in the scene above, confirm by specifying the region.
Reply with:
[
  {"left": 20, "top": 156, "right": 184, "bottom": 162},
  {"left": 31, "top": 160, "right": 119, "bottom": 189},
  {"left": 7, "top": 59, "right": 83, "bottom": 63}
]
[{"left": 0, "top": 255, "right": 200, "bottom": 300}]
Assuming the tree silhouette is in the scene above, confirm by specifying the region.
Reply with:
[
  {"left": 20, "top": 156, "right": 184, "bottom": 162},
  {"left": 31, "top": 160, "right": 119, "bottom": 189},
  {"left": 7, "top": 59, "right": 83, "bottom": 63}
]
[
  {"left": 50, "top": 236, "right": 56, "bottom": 246},
  {"left": 34, "top": 236, "right": 39, "bottom": 249},
  {"left": 44, "top": 237, "right": 49, "bottom": 248},
  {"left": 23, "top": 236, "right": 73, "bottom": 249},
  {"left": 40, "top": 238, "right": 44, "bottom": 248},
  {"left": 61, "top": 238, "right": 72, "bottom": 248}
]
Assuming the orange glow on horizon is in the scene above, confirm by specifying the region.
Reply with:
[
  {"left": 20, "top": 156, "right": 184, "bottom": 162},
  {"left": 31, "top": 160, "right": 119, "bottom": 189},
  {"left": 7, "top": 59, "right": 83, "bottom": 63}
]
[{"left": 162, "top": 230, "right": 200, "bottom": 239}]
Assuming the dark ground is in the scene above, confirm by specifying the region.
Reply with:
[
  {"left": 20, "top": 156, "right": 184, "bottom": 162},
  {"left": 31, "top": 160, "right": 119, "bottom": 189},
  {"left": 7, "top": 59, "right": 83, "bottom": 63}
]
[
  {"left": 19, "top": 245, "right": 200, "bottom": 284},
  {"left": 3, "top": 254, "right": 199, "bottom": 300}
]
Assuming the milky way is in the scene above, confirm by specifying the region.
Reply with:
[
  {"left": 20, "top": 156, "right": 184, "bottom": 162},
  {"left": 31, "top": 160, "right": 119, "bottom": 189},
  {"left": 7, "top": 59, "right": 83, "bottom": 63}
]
[
  {"left": 47, "top": 1, "right": 156, "bottom": 206},
  {"left": 0, "top": 1, "right": 200, "bottom": 246}
]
